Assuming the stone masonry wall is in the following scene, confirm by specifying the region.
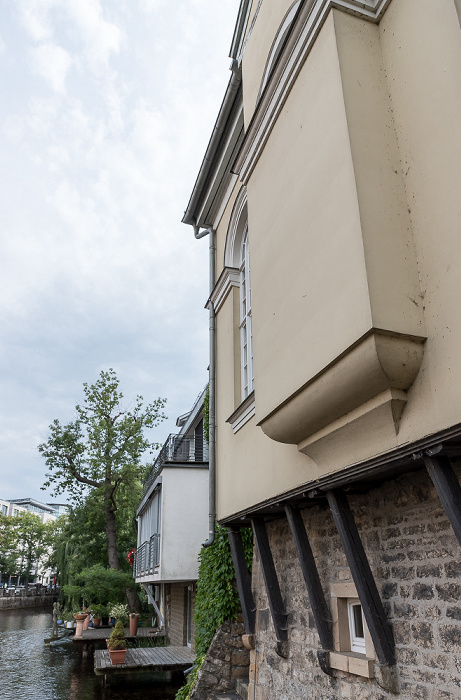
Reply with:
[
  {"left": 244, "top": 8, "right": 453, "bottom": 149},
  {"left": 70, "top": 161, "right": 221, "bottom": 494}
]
[
  {"left": 251, "top": 465, "right": 461, "bottom": 700},
  {"left": 190, "top": 617, "right": 250, "bottom": 700},
  {"left": 0, "top": 593, "right": 55, "bottom": 610}
]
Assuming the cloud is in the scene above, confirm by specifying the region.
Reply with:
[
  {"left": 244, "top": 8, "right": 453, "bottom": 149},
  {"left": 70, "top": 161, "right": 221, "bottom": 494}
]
[{"left": 31, "top": 43, "right": 72, "bottom": 93}]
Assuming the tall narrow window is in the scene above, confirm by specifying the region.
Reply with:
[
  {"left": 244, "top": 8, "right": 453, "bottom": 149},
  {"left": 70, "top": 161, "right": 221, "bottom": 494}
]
[
  {"left": 348, "top": 599, "right": 366, "bottom": 654},
  {"left": 240, "top": 226, "right": 253, "bottom": 399}
]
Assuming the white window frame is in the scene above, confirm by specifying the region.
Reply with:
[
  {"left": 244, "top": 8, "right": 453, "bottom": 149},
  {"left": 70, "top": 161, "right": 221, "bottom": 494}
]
[
  {"left": 330, "top": 582, "right": 375, "bottom": 678},
  {"left": 239, "top": 226, "right": 254, "bottom": 400},
  {"left": 347, "top": 598, "right": 366, "bottom": 654}
]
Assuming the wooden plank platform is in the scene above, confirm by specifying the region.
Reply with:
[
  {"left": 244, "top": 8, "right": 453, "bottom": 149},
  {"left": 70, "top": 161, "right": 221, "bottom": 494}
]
[
  {"left": 74, "top": 626, "right": 164, "bottom": 642},
  {"left": 94, "top": 645, "right": 195, "bottom": 676}
]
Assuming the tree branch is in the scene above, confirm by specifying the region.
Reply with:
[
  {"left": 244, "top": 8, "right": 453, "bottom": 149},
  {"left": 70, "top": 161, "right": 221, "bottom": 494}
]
[{"left": 65, "top": 453, "right": 103, "bottom": 488}]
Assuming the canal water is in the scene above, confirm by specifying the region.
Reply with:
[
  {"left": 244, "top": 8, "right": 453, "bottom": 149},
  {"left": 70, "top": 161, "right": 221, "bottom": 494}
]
[{"left": 0, "top": 608, "right": 184, "bottom": 699}]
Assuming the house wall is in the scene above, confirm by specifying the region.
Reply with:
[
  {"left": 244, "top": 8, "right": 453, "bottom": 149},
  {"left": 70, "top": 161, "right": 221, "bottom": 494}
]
[
  {"left": 160, "top": 466, "right": 208, "bottom": 581},
  {"left": 249, "top": 465, "right": 461, "bottom": 700},
  {"left": 212, "top": 0, "right": 461, "bottom": 521},
  {"left": 166, "top": 582, "right": 196, "bottom": 650}
]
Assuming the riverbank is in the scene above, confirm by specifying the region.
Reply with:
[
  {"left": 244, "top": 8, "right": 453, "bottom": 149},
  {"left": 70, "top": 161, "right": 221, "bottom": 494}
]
[{"left": 0, "top": 592, "right": 56, "bottom": 610}]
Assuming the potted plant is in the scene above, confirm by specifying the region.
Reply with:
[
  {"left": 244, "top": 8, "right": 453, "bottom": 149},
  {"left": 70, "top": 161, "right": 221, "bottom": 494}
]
[
  {"left": 109, "top": 602, "right": 128, "bottom": 626},
  {"left": 107, "top": 620, "right": 127, "bottom": 665},
  {"left": 92, "top": 603, "right": 106, "bottom": 627},
  {"left": 63, "top": 611, "right": 75, "bottom": 629}
]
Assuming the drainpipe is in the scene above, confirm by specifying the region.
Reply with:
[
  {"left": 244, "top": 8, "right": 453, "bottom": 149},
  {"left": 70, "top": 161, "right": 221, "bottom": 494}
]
[{"left": 194, "top": 225, "right": 216, "bottom": 548}]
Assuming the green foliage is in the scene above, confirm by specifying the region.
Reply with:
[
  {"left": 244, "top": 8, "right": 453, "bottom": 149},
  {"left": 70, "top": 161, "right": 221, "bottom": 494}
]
[
  {"left": 77, "top": 564, "right": 134, "bottom": 606},
  {"left": 0, "top": 515, "right": 20, "bottom": 574},
  {"left": 61, "top": 584, "right": 82, "bottom": 610},
  {"left": 0, "top": 512, "right": 56, "bottom": 583},
  {"left": 193, "top": 524, "right": 253, "bottom": 657},
  {"left": 175, "top": 655, "right": 205, "bottom": 700},
  {"left": 174, "top": 525, "right": 253, "bottom": 699},
  {"left": 38, "top": 368, "right": 166, "bottom": 574},
  {"left": 108, "top": 620, "right": 126, "bottom": 650},
  {"left": 202, "top": 384, "right": 209, "bottom": 444},
  {"left": 110, "top": 602, "right": 129, "bottom": 621}
]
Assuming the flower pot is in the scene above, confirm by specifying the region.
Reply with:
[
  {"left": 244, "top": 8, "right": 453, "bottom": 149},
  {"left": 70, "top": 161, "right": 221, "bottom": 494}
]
[
  {"left": 129, "top": 615, "right": 139, "bottom": 636},
  {"left": 93, "top": 617, "right": 101, "bottom": 628},
  {"left": 108, "top": 648, "right": 126, "bottom": 665},
  {"left": 65, "top": 621, "right": 74, "bottom": 629},
  {"left": 73, "top": 614, "right": 87, "bottom": 621}
]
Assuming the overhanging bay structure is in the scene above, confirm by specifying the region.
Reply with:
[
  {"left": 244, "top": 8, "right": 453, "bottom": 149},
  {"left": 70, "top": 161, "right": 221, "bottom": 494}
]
[{"left": 183, "top": 1, "right": 461, "bottom": 697}]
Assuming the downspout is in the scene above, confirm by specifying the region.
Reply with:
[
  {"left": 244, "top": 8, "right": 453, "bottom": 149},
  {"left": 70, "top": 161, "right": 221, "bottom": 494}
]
[{"left": 194, "top": 225, "right": 216, "bottom": 547}]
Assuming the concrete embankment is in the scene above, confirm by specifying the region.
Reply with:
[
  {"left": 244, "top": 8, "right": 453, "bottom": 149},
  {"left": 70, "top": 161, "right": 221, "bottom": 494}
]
[{"left": 0, "top": 593, "right": 56, "bottom": 611}]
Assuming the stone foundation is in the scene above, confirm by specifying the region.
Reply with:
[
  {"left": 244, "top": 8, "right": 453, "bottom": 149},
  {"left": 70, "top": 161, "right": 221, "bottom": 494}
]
[
  {"left": 190, "top": 617, "right": 250, "bottom": 700},
  {"left": 249, "top": 465, "right": 461, "bottom": 699},
  {"left": 0, "top": 593, "right": 55, "bottom": 610}
]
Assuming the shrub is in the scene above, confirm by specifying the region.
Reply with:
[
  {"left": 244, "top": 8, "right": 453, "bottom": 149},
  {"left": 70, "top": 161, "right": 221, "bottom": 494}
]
[{"left": 108, "top": 620, "right": 126, "bottom": 651}]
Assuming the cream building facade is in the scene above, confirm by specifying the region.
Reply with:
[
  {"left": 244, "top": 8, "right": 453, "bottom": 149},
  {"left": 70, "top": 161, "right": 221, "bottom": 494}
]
[{"left": 184, "top": 1, "right": 461, "bottom": 697}]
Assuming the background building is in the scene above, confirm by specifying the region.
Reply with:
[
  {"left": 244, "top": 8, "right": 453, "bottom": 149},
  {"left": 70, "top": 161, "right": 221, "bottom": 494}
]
[{"left": 134, "top": 387, "right": 209, "bottom": 649}]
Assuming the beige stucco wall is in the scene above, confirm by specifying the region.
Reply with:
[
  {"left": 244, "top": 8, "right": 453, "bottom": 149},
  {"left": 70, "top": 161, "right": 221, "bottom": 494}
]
[
  {"left": 379, "top": 0, "right": 461, "bottom": 440},
  {"left": 212, "top": 0, "right": 461, "bottom": 519},
  {"left": 241, "top": 0, "right": 298, "bottom": 124}
]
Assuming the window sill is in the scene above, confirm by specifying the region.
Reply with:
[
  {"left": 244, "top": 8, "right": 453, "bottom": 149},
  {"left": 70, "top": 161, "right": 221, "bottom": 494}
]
[
  {"left": 329, "top": 651, "right": 374, "bottom": 678},
  {"left": 226, "top": 392, "right": 255, "bottom": 433}
]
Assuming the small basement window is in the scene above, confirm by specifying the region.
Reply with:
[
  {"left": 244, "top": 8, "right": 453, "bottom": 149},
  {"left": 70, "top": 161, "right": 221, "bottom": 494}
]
[
  {"left": 330, "top": 582, "right": 375, "bottom": 678},
  {"left": 347, "top": 599, "right": 366, "bottom": 654}
]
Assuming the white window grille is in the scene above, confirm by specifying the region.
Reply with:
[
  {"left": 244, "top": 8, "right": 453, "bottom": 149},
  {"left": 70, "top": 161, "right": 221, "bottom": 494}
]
[
  {"left": 239, "top": 226, "right": 254, "bottom": 399},
  {"left": 347, "top": 599, "right": 366, "bottom": 654}
]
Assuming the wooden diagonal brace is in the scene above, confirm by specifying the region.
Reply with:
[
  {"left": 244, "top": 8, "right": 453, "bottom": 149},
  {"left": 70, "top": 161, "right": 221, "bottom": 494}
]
[
  {"left": 285, "top": 505, "right": 333, "bottom": 652},
  {"left": 424, "top": 453, "right": 461, "bottom": 546},
  {"left": 251, "top": 517, "right": 288, "bottom": 657},
  {"left": 327, "top": 490, "right": 395, "bottom": 666},
  {"left": 227, "top": 527, "right": 256, "bottom": 636}
]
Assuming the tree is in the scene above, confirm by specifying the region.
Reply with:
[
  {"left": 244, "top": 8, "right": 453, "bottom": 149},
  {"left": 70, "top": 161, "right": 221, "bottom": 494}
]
[
  {"left": 0, "top": 515, "right": 20, "bottom": 578},
  {"left": 38, "top": 368, "right": 166, "bottom": 608},
  {"left": 15, "top": 511, "right": 53, "bottom": 589}
]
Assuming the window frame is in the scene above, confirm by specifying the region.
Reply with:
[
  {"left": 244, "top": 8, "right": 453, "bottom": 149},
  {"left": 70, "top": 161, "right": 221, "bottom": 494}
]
[{"left": 239, "top": 225, "right": 254, "bottom": 400}]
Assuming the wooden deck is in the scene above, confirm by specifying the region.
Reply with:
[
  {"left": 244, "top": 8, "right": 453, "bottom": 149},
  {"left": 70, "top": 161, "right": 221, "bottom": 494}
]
[
  {"left": 73, "top": 626, "right": 164, "bottom": 642},
  {"left": 94, "top": 645, "right": 195, "bottom": 676}
]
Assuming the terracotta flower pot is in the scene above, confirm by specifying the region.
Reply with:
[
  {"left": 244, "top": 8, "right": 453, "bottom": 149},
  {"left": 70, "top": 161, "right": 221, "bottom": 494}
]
[
  {"left": 73, "top": 614, "right": 87, "bottom": 621},
  {"left": 108, "top": 648, "right": 126, "bottom": 665},
  {"left": 129, "top": 614, "right": 139, "bottom": 636},
  {"left": 93, "top": 617, "right": 101, "bottom": 628}
]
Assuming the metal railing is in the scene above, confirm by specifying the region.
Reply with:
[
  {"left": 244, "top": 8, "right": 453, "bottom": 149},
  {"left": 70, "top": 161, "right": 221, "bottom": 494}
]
[
  {"left": 143, "top": 433, "right": 209, "bottom": 495},
  {"left": 134, "top": 533, "right": 161, "bottom": 578}
]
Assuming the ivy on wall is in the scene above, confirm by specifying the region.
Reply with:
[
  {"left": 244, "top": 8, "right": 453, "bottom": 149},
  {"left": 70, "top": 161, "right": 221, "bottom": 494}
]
[{"left": 175, "top": 523, "right": 253, "bottom": 699}]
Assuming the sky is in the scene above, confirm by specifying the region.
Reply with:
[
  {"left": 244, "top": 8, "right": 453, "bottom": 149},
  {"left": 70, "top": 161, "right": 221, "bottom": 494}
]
[{"left": 0, "top": 0, "right": 240, "bottom": 502}]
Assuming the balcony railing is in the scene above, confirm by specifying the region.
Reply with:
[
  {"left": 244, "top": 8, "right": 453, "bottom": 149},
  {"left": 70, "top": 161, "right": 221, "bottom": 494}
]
[
  {"left": 134, "top": 533, "right": 160, "bottom": 578},
  {"left": 143, "top": 433, "right": 209, "bottom": 495}
]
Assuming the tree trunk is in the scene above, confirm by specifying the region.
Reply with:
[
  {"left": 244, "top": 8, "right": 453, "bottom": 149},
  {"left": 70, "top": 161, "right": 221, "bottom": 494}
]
[
  {"left": 104, "top": 489, "right": 142, "bottom": 612},
  {"left": 104, "top": 492, "right": 120, "bottom": 570},
  {"left": 126, "top": 587, "right": 142, "bottom": 613}
]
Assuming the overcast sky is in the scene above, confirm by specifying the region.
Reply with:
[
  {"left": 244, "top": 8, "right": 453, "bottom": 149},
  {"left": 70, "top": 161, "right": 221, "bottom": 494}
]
[{"left": 0, "top": 0, "right": 240, "bottom": 502}]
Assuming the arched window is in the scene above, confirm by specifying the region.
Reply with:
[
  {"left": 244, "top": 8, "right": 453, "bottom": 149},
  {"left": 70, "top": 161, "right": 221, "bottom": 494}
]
[
  {"left": 223, "top": 186, "right": 255, "bottom": 408},
  {"left": 239, "top": 226, "right": 253, "bottom": 399},
  {"left": 258, "top": 0, "right": 301, "bottom": 100}
]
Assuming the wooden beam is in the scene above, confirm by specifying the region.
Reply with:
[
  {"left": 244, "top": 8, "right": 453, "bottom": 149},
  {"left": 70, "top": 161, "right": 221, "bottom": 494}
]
[
  {"left": 285, "top": 505, "right": 333, "bottom": 651},
  {"left": 227, "top": 527, "right": 256, "bottom": 635},
  {"left": 326, "top": 490, "right": 395, "bottom": 666},
  {"left": 251, "top": 517, "right": 288, "bottom": 657},
  {"left": 424, "top": 454, "right": 461, "bottom": 546}
]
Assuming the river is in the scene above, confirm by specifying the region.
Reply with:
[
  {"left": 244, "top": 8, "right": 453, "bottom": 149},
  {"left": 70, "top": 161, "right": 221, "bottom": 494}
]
[{"left": 0, "top": 608, "right": 184, "bottom": 700}]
